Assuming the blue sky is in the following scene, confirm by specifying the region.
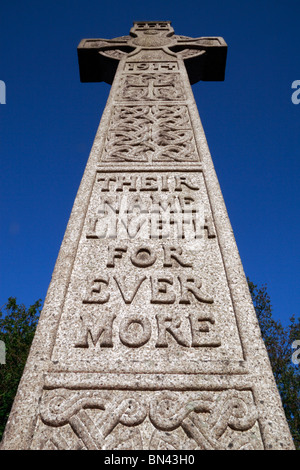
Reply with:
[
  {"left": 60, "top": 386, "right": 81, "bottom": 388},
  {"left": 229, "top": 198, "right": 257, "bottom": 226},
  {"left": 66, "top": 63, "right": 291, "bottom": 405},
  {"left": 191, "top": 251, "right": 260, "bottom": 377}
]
[{"left": 0, "top": 0, "right": 299, "bottom": 325}]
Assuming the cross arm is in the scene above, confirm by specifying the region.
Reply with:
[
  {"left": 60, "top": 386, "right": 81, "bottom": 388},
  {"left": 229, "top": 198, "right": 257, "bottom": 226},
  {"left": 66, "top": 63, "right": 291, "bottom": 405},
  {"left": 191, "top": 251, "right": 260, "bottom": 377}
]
[
  {"left": 171, "top": 36, "right": 227, "bottom": 84},
  {"left": 77, "top": 33, "right": 227, "bottom": 85},
  {"left": 77, "top": 38, "right": 134, "bottom": 84}
]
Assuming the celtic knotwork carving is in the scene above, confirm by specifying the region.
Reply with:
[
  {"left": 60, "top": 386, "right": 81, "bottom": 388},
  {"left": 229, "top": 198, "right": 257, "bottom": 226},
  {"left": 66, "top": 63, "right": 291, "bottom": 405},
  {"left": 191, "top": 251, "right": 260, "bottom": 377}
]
[
  {"left": 40, "top": 390, "right": 147, "bottom": 450},
  {"left": 37, "top": 389, "right": 262, "bottom": 450},
  {"left": 148, "top": 391, "right": 258, "bottom": 450},
  {"left": 117, "top": 73, "right": 185, "bottom": 101},
  {"left": 102, "top": 105, "right": 199, "bottom": 163},
  {"left": 40, "top": 389, "right": 107, "bottom": 426},
  {"left": 154, "top": 129, "right": 196, "bottom": 162},
  {"left": 153, "top": 105, "right": 191, "bottom": 129},
  {"left": 209, "top": 390, "right": 258, "bottom": 438},
  {"left": 103, "top": 106, "right": 152, "bottom": 162},
  {"left": 149, "top": 429, "right": 198, "bottom": 451},
  {"left": 149, "top": 392, "right": 213, "bottom": 431}
]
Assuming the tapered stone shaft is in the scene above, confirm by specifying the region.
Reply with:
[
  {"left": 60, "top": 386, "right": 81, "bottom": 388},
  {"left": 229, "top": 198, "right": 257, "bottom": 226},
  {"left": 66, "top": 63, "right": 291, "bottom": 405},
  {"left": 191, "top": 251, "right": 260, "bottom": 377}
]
[{"left": 1, "top": 21, "right": 294, "bottom": 450}]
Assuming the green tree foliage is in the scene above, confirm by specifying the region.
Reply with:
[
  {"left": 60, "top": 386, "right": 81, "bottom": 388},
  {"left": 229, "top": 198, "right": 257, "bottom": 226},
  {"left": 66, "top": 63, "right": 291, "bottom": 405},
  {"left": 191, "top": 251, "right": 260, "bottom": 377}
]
[
  {"left": 248, "top": 279, "right": 300, "bottom": 449},
  {"left": 0, "top": 297, "right": 42, "bottom": 440}
]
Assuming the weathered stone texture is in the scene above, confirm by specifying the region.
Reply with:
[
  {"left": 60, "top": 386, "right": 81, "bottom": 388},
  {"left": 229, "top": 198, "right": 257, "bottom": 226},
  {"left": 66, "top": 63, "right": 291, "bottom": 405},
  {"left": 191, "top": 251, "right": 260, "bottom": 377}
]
[{"left": 0, "top": 21, "right": 294, "bottom": 450}]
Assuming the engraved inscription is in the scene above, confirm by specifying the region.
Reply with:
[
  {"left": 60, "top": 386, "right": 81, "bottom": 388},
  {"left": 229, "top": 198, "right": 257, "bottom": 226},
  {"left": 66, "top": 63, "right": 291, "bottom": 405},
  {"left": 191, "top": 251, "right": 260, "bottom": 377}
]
[
  {"left": 125, "top": 62, "right": 179, "bottom": 73},
  {"left": 75, "top": 239, "right": 220, "bottom": 350},
  {"left": 86, "top": 174, "right": 214, "bottom": 244},
  {"left": 82, "top": 271, "right": 214, "bottom": 307},
  {"left": 75, "top": 309, "right": 220, "bottom": 350},
  {"left": 50, "top": 171, "right": 245, "bottom": 374}
]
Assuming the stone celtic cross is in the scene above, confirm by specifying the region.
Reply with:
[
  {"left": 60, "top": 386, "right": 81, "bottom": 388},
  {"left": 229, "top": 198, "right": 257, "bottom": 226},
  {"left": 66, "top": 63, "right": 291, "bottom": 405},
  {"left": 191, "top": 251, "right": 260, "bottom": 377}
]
[{"left": 1, "top": 21, "right": 294, "bottom": 450}]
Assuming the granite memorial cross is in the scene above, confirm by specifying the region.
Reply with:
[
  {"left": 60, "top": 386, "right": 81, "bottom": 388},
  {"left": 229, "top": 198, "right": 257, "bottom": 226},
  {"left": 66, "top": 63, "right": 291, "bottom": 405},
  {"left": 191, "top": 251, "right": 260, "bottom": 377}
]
[{"left": 1, "top": 21, "right": 294, "bottom": 450}]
